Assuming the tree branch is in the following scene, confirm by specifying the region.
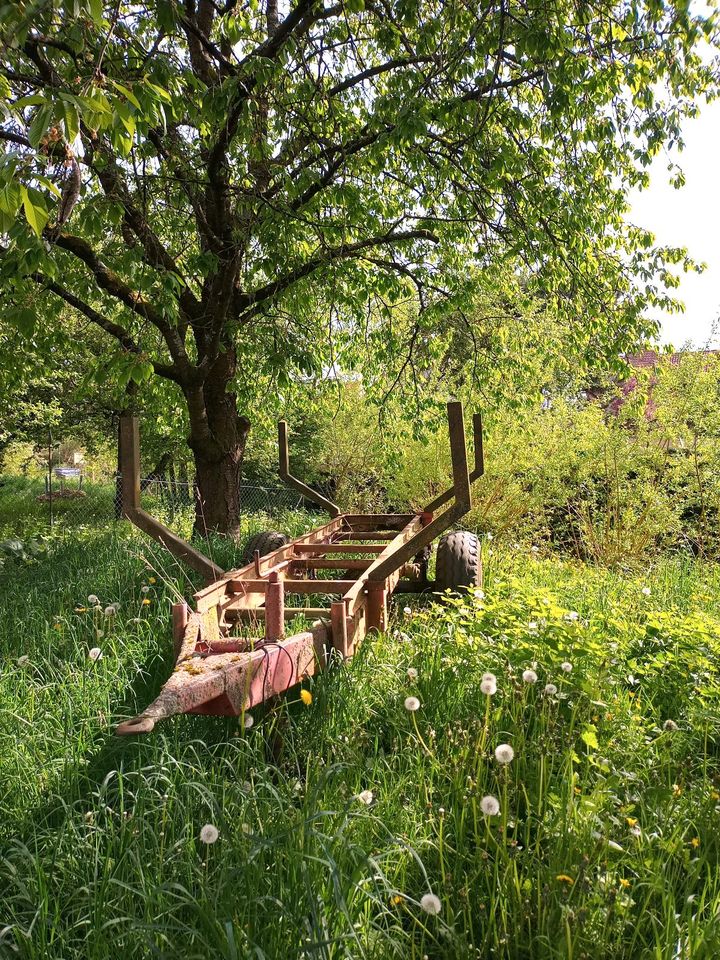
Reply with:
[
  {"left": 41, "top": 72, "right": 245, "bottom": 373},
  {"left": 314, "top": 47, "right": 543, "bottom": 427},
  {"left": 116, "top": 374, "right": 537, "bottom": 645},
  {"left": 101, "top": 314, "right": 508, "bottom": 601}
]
[
  {"left": 49, "top": 230, "right": 190, "bottom": 367},
  {"left": 29, "top": 270, "right": 182, "bottom": 383},
  {"left": 236, "top": 228, "right": 438, "bottom": 312}
]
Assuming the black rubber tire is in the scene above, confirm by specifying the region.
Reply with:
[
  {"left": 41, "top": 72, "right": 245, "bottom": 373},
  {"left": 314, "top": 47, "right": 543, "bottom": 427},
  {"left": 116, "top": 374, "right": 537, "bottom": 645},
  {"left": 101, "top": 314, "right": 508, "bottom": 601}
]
[
  {"left": 242, "top": 530, "right": 289, "bottom": 564},
  {"left": 435, "top": 530, "right": 481, "bottom": 593}
]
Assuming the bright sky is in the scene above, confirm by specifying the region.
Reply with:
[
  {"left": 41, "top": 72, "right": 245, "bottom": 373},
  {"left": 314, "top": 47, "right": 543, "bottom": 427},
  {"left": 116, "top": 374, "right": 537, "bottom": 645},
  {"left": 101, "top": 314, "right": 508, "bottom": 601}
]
[{"left": 628, "top": 96, "right": 720, "bottom": 349}]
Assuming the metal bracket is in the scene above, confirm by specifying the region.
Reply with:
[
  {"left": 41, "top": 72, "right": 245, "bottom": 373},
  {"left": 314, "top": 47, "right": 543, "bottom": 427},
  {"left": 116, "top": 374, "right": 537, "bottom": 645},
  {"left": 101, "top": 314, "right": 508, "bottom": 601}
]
[
  {"left": 278, "top": 420, "right": 341, "bottom": 517},
  {"left": 367, "top": 401, "right": 478, "bottom": 583},
  {"left": 119, "top": 413, "right": 224, "bottom": 584},
  {"left": 423, "top": 411, "right": 484, "bottom": 513}
]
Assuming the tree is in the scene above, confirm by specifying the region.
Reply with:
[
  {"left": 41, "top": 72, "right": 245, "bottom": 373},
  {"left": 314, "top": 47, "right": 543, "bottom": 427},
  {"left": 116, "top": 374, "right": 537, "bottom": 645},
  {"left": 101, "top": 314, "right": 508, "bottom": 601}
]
[{"left": 0, "top": 0, "right": 715, "bottom": 534}]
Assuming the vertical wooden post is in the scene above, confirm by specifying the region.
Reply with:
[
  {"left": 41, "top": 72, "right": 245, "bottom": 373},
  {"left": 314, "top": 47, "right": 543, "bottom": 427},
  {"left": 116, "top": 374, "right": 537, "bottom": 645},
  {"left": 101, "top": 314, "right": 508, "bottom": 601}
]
[
  {"left": 365, "top": 582, "right": 387, "bottom": 633},
  {"left": 331, "top": 600, "right": 349, "bottom": 657},
  {"left": 472, "top": 412, "right": 484, "bottom": 478},
  {"left": 119, "top": 413, "right": 141, "bottom": 517},
  {"left": 265, "top": 572, "right": 285, "bottom": 642},
  {"left": 172, "top": 602, "right": 188, "bottom": 658},
  {"left": 447, "top": 400, "right": 471, "bottom": 512}
]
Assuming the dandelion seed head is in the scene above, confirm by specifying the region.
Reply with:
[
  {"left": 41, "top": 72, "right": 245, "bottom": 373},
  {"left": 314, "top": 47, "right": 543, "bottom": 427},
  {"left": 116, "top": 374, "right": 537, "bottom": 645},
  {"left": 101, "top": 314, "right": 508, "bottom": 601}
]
[
  {"left": 480, "top": 794, "right": 500, "bottom": 816},
  {"left": 17, "top": 654, "right": 29, "bottom": 666},
  {"left": 243, "top": 714, "right": 254, "bottom": 729},
  {"left": 494, "top": 743, "right": 514, "bottom": 764},
  {"left": 88, "top": 647, "right": 103, "bottom": 661},
  {"left": 357, "top": 790, "right": 374, "bottom": 805},
  {"left": 88, "top": 594, "right": 99, "bottom": 605},
  {"left": 104, "top": 605, "right": 116, "bottom": 617},
  {"left": 141, "top": 585, "right": 150, "bottom": 594},
  {"left": 199, "top": 824, "right": 219, "bottom": 844},
  {"left": 420, "top": 893, "right": 442, "bottom": 915},
  {"left": 407, "top": 667, "right": 418, "bottom": 680},
  {"left": 403, "top": 606, "right": 412, "bottom": 617},
  {"left": 565, "top": 611, "right": 579, "bottom": 621},
  {"left": 560, "top": 661, "right": 573, "bottom": 673},
  {"left": 528, "top": 621, "right": 538, "bottom": 633},
  {"left": 544, "top": 683, "right": 558, "bottom": 695},
  {"left": 663, "top": 719, "right": 679, "bottom": 732},
  {"left": 522, "top": 669, "right": 538, "bottom": 684},
  {"left": 641, "top": 586, "right": 651, "bottom": 596},
  {"left": 404, "top": 696, "right": 420, "bottom": 712},
  {"left": 474, "top": 588, "right": 485, "bottom": 599},
  {"left": 480, "top": 678, "right": 497, "bottom": 696}
]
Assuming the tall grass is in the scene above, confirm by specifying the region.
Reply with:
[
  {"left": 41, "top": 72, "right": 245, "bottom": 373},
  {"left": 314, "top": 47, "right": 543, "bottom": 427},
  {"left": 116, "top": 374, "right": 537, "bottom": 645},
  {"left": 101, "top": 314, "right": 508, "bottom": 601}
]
[{"left": 1, "top": 529, "right": 720, "bottom": 958}]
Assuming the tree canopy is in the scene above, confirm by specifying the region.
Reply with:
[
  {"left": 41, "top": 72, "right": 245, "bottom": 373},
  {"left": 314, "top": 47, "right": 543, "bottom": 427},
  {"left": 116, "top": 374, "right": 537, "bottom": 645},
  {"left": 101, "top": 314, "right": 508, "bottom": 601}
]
[{"left": 0, "top": 0, "right": 717, "bottom": 532}]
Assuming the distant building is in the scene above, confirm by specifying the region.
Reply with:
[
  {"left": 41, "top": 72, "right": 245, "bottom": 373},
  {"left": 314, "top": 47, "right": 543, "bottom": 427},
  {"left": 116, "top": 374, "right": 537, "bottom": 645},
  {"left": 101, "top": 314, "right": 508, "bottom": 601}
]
[{"left": 587, "top": 350, "right": 716, "bottom": 417}]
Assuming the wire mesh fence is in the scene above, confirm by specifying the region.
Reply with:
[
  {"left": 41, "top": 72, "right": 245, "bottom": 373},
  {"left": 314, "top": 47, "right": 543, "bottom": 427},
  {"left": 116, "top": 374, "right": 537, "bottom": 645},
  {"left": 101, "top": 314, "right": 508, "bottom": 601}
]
[{"left": 0, "top": 473, "right": 312, "bottom": 541}]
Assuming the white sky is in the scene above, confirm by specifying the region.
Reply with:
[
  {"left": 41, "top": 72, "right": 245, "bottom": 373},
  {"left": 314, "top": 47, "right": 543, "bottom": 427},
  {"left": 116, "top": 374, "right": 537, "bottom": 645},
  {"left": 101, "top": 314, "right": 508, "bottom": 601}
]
[{"left": 628, "top": 96, "right": 720, "bottom": 349}]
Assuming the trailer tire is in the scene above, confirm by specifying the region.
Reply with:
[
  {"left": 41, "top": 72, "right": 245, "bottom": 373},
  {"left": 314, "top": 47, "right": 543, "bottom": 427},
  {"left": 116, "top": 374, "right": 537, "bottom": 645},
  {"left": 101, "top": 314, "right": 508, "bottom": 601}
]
[
  {"left": 242, "top": 530, "right": 289, "bottom": 565},
  {"left": 435, "top": 531, "right": 481, "bottom": 593}
]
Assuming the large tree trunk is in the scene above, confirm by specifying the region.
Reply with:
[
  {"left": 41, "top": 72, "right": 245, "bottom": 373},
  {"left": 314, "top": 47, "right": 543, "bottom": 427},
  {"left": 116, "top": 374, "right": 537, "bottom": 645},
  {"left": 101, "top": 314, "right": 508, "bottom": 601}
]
[{"left": 186, "top": 347, "right": 250, "bottom": 538}]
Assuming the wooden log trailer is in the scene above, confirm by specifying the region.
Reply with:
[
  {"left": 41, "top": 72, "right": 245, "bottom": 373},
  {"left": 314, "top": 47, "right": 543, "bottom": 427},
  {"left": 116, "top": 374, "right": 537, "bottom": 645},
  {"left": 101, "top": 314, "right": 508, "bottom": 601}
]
[{"left": 115, "top": 402, "right": 483, "bottom": 735}]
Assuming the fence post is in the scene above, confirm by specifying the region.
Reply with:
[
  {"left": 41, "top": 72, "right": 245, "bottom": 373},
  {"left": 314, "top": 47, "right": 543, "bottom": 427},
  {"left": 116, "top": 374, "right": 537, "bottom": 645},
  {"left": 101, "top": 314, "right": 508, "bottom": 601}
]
[
  {"left": 119, "top": 414, "right": 141, "bottom": 517},
  {"left": 47, "top": 429, "right": 53, "bottom": 531}
]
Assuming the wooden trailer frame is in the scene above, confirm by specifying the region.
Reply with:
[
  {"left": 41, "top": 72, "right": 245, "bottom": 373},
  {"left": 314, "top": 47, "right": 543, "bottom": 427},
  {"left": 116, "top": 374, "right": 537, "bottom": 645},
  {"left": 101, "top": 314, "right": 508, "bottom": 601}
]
[{"left": 115, "top": 401, "right": 483, "bottom": 735}]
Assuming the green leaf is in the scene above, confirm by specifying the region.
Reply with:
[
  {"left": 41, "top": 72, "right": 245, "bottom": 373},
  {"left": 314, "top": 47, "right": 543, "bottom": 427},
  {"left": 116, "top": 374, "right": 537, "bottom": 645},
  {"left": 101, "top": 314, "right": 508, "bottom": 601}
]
[
  {"left": 27, "top": 105, "right": 53, "bottom": 149},
  {"left": 87, "top": 0, "right": 104, "bottom": 24},
  {"left": 12, "top": 94, "right": 45, "bottom": 110},
  {"left": 61, "top": 100, "right": 80, "bottom": 143},
  {"left": 20, "top": 184, "right": 49, "bottom": 236},
  {"left": 581, "top": 727, "right": 599, "bottom": 751},
  {"left": 7, "top": 306, "right": 36, "bottom": 337},
  {"left": 35, "top": 175, "right": 61, "bottom": 199},
  {"left": 143, "top": 79, "right": 172, "bottom": 103},
  {"left": 108, "top": 79, "right": 141, "bottom": 110}
]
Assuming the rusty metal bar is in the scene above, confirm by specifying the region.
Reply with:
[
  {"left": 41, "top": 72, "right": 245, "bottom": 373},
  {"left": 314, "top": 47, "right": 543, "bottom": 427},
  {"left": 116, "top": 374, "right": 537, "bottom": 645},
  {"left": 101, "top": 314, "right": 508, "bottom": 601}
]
[
  {"left": 295, "top": 558, "right": 373, "bottom": 570},
  {"left": 264, "top": 572, "right": 285, "bottom": 641},
  {"left": 368, "top": 402, "right": 472, "bottom": 583},
  {"left": 194, "top": 516, "right": 346, "bottom": 612},
  {"left": 229, "top": 606, "right": 332, "bottom": 620},
  {"left": 424, "top": 411, "right": 483, "bottom": 513},
  {"left": 293, "top": 543, "right": 387, "bottom": 554},
  {"left": 119, "top": 414, "right": 141, "bottom": 515},
  {"left": 331, "top": 600, "right": 349, "bottom": 657},
  {"left": 118, "top": 413, "right": 223, "bottom": 584},
  {"left": 278, "top": 420, "right": 340, "bottom": 517},
  {"left": 333, "top": 531, "right": 399, "bottom": 540},
  {"left": 228, "top": 578, "right": 357, "bottom": 595}
]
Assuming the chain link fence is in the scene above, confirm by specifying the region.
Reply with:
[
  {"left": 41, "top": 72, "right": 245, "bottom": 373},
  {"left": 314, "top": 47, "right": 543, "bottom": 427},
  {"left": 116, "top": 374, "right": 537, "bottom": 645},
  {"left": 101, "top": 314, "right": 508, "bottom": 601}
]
[{"left": 0, "top": 472, "right": 311, "bottom": 541}]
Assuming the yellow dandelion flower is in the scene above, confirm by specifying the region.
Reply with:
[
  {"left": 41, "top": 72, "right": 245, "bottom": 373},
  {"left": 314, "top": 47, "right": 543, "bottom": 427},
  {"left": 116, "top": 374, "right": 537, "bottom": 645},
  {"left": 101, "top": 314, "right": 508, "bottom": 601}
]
[
  {"left": 711, "top": 790, "right": 720, "bottom": 801},
  {"left": 574, "top": 786, "right": 581, "bottom": 795},
  {"left": 626, "top": 817, "right": 638, "bottom": 828},
  {"left": 390, "top": 895, "right": 403, "bottom": 906},
  {"left": 300, "top": 689, "right": 312, "bottom": 706},
  {"left": 672, "top": 784, "right": 682, "bottom": 797},
  {"left": 690, "top": 837, "right": 700, "bottom": 849},
  {"left": 556, "top": 875, "right": 574, "bottom": 885},
  {"left": 149, "top": 576, "right": 156, "bottom": 584},
  {"left": 142, "top": 598, "right": 151, "bottom": 606},
  {"left": 74, "top": 607, "right": 88, "bottom": 613},
  {"left": 53, "top": 623, "right": 62, "bottom": 631},
  {"left": 619, "top": 878, "right": 631, "bottom": 889}
]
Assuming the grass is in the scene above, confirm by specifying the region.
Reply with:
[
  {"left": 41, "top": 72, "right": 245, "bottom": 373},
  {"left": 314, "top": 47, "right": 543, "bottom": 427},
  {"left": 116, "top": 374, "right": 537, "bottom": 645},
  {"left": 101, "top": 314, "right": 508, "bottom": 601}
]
[{"left": 2, "top": 524, "right": 720, "bottom": 958}]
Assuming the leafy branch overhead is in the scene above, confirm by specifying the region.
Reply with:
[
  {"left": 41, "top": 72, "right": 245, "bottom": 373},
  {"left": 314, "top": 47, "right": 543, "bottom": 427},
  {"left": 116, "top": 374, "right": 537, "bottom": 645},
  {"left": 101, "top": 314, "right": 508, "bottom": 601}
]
[{"left": 0, "top": 0, "right": 717, "bottom": 533}]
